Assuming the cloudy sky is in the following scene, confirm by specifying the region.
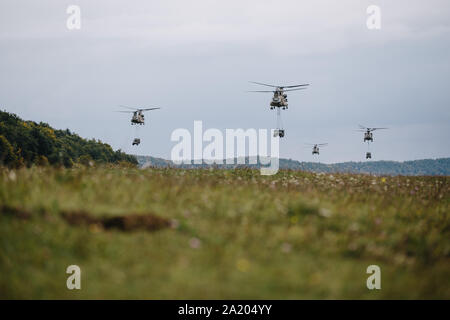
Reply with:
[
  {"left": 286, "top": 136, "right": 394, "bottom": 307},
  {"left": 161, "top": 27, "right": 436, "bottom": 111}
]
[{"left": 1, "top": 0, "right": 449, "bottom": 163}]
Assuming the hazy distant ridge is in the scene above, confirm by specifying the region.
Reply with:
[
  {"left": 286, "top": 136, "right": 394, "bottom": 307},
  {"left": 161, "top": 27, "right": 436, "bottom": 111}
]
[{"left": 136, "top": 155, "right": 450, "bottom": 176}]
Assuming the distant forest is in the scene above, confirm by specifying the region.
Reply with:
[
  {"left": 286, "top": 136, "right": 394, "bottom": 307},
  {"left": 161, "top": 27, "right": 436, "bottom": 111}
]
[
  {"left": 136, "top": 156, "right": 450, "bottom": 176},
  {"left": 0, "top": 110, "right": 137, "bottom": 167}
]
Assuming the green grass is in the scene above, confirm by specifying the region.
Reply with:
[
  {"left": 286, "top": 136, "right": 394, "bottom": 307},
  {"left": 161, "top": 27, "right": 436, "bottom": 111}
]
[{"left": 0, "top": 166, "right": 449, "bottom": 299}]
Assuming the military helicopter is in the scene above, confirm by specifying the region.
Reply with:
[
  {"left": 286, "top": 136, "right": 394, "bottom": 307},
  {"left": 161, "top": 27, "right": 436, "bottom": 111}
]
[
  {"left": 357, "top": 125, "right": 388, "bottom": 160},
  {"left": 356, "top": 125, "right": 388, "bottom": 142},
  {"left": 117, "top": 105, "right": 161, "bottom": 125},
  {"left": 248, "top": 81, "right": 309, "bottom": 138},
  {"left": 306, "top": 143, "right": 328, "bottom": 155},
  {"left": 248, "top": 81, "right": 309, "bottom": 110}
]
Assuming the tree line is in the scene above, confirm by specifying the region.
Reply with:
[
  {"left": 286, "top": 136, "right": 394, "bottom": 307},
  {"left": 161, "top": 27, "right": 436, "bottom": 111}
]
[
  {"left": 136, "top": 155, "right": 450, "bottom": 176},
  {"left": 0, "top": 110, "right": 137, "bottom": 168}
]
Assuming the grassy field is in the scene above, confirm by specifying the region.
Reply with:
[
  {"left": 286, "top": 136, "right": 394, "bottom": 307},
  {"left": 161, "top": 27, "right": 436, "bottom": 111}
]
[{"left": 0, "top": 166, "right": 449, "bottom": 299}]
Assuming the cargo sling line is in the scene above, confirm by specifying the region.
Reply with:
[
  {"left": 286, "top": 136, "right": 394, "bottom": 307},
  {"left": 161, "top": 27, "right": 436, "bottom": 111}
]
[{"left": 276, "top": 108, "right": 284, "bottom": 130}]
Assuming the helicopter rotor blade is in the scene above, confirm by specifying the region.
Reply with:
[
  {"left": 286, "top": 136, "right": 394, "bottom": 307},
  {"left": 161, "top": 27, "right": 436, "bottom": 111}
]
[
  {"left": 139, "top": 107, "right": 161, "bottom": 112},
  {"left": 115, "top": 110, "right": 135, "bottom": 113},
  {"left": 283, "top": 88, "right": 308, "bottom": 92},
  {"left": 369, "top": 127, "right": 388, "bottom": 131},
  {"left": 119, "top": 105, "right": 139, "bottom": 110},
  {"left": 248, "top": 81, "right": 279, "bottom": 88},
  {"left": 246, "top": 90, "right": 275, "bottom": 93},
  {"left": 282, "top": 84, "right": 310, "bottom": 88}
]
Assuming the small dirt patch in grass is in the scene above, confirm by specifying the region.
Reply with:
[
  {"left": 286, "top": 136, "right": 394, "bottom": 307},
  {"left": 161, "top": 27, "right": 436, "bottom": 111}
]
[
  {"left": 62, "top": 210, "right": 170, "bottom": 232},
  {"left": 0, "top": 205, "right": 32, "bottom": 219}
]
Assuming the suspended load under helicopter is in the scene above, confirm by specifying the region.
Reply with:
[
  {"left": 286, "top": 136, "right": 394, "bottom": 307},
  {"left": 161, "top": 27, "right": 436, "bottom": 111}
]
[
  {"left": 248, "top": 81, "right": 309, "bottom": 138},
  {"left": 116, "top": 105, "right": 161, "bottom": 146},
  {"left": 356, "top": 125, "right": 388, "bottom": 160},
  {"left": 274, "top": 108, "right": 285, "bottom": 138}
]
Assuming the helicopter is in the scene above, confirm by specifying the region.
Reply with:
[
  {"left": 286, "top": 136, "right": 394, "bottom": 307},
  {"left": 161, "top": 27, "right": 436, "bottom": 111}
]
[
  {"left": 356, "top": 125, "right": 388, "bottom": 142},
  {"left": 248, "top": 81, "right": 309, "bottom": 110},
  {"left": 306, "top": 143, "right": 328, "bottom": 155},
  {"left": 248, "top": 81, "right": 309, "bottom": 138},
  {"left": 117, "top": 105, "right": 161, "bottom": 125}
]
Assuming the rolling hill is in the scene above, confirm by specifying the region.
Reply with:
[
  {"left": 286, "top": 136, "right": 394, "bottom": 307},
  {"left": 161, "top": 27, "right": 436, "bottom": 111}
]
[
  {"left": 136, "top": 155, "right": 450, "bottom": 176},
  {"left": 0, "top": 110, "right": 137, "bottom": 167}
]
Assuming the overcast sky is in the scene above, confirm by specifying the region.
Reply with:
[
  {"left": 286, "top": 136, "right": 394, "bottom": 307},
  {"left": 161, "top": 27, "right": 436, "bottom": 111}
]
[{"left": 1, "top": 0, "right": 449, "bottom": 163}]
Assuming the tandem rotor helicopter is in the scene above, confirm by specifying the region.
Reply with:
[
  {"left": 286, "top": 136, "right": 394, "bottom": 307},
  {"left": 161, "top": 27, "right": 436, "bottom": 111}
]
[
  {"left": 117, "top": 105, "right": 161, "bottom": 146},
  {"left": 357, "top": 125, "right": 388, "bottom": 159},
  {"left": 113, "top": 83, "right": 392, "bottom": 162},
  {"left": 305, "top": 143, "right": 328, "bottom": 155},
  {"left": 356, "top": 125, "right": 388, "bottom": 143},
  {"left": 248, "top": 81, "right": 309, "bottom": 137},
  {"left": 248, "top": 81, "right": 309, "bottom": 110},
  {"left": 117, "top": 105, "right": 161, "bottom": 125}
]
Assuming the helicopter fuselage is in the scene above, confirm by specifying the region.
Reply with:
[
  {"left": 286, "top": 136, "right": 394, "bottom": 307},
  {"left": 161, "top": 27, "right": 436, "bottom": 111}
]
[
  {"left": 364, "top": 131, "right": 373, "bottom": 142},
  {"left": 312, "top": 145, "right": 320, "bottom": 155},
  {"left": 131, "top": 111, "right": 145, "bottom": 125},
  {"left": 270, "top": 88, "right": 288, "bottom": 110}
]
